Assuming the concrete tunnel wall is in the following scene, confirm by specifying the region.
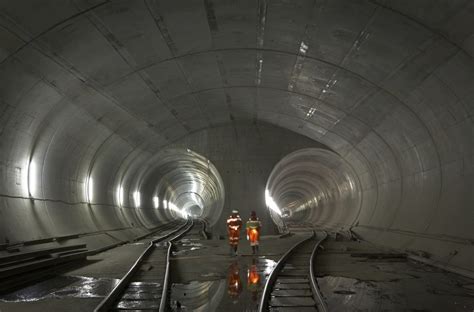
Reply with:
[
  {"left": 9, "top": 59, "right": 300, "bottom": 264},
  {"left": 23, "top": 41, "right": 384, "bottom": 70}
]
[
  {"left": 167, "top": 122, "right": 328, "bottom": 236},
  {"left": 0, "top": 0, "right": 473, "bottom": 277}
]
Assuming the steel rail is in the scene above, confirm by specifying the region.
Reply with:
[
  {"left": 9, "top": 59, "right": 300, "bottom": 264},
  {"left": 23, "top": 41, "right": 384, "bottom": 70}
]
[
  {"left": 309, "top": 231, "right": 328, "bottom": 312},
  {"left": 93, "top": 219, "right": 191, "bottom": 312},
  {"left": 159, "top": 219, "right": 195, "bottom": 312},
  {"left": 258, "top": 231, "right": 315, "bottom": 312}
]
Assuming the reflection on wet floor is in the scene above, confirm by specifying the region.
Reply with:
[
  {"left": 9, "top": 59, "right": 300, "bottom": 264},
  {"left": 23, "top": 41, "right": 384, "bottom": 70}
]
[
  {"left": 171, "top": 280, "right": 226, "bottom": 311},
  {"left": 227, "top": 261, "right": 243, "bottom": 300},
  {"left": 0, "top": 275, "right": 118, "bottom": 303},
  {"left": 170, "top": 257, "right": 276, "bottom": 311},
  {"left": 247, "top": 258, "right": 261, "bottom": 303}
]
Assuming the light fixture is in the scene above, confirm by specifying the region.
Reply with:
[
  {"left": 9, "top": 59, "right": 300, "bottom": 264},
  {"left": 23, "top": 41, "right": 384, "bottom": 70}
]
[
  {"left": 86, "top": 176, "right": 93, "bottom": 204},
  {"left": 153, "top": 196, "right": 159, "bottom": 209},
  {"left": 28, "top": 159, "right": 37, "bottom": 197},
  {"left": 299, "top": 41, "right": 308, "bottom": 54},
  {"left": 265, "top": 189, "right": 282, "bottom": 216},
  {"left": 133, "top": 191, "right": 141, "bottom": 208},
  {"left": 306, "top": 107, "right": 316, "bottom": 119},
  {"left": 117, "top": 186, "right": 124, "bottom": 207}
]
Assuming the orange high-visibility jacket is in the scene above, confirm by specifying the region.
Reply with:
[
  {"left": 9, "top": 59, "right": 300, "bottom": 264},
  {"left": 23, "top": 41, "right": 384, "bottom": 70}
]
[
  {"left": 246, "top": 218, "right": 262, "bottom": 246},
  {"left": 227, "top": 214, "right": 243, "bottom": 246}
]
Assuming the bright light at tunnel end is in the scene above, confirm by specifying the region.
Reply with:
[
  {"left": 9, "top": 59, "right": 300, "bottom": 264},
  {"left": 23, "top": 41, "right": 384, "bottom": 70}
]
[
  {"left": 265, "top": 189, "right": 282, "bottom": 216},
  {"left": 168, "top": 202, "right": 188, "bottom": 219}
]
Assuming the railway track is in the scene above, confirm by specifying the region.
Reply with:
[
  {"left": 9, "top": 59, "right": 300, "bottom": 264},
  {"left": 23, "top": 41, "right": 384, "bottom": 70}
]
[
  {"left": 94, "top": 219, "right": 205, "bottom": 311},
  {"left": 259, "top": 231, "right": 328, "bottom": 312}
]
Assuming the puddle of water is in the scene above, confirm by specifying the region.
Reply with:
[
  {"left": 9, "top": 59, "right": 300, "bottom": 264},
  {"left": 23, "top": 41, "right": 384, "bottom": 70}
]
[
  {"left": 0, "top": 276, "right": 79, "bottom": 302},
  {"left": 170, "top": 280, "right": 226, "bottom": 312},
  {"left": 258, "top": 258, "right": 277, "bottom": 276},
  {"left": 51, "top": 276, "right": 119, "bottom": 298},
  {"left": 0, "top": 276, "right": 119, "bottom": 302},
  {"left": 170, "top": 257, "right": 278, "bottom": 311},
  {"left": 129, "top": 281, "right": 161, "bottom": 287}
]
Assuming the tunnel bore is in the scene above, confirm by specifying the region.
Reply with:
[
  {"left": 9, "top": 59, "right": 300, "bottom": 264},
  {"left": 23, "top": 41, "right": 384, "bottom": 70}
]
[
  {"left": 138, "top": 148, "right": 225, "bottom": 226},
  {"left": 265, "top": 148, "right": 362, "bottom": 232}
]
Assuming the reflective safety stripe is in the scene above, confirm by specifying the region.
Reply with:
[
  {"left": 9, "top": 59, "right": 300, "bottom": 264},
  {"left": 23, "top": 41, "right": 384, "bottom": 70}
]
[
  {"left": 246, "top": 219, "right": 261, "bottom": 229},
  {"left": 227, "top": 216, "right": 243, "bottom": 232}
]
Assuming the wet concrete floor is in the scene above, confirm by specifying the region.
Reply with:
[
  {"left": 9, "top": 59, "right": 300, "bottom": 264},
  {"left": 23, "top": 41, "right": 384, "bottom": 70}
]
[
  {"left": 168, "top": 234, "right": 307, "bottom": 312},
  {"left": 0, "top": 233, "right": 306, "bottom": 312},
  {"left": 1, "top": 234, "right": 473, "bottom": 311},
  {"left": 316, "top": 239, "right": 474, "bottom": 312}
]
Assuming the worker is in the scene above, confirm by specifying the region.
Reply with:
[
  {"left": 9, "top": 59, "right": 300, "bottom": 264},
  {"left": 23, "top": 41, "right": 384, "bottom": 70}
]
[
  {"left": 246, "top": 211, "right": 262, "bottom": 255},
  {"left": 227, "top": 210, "right": 243, "bottom": 256}
]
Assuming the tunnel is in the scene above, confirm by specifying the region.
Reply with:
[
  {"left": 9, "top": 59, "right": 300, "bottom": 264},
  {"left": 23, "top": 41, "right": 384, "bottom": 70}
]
[
  {"left": 0, "top": 0, "right": 473, "bottom": 311},
  {"left": 265, "top": 148, "right": 362, "bottom": 232},
  {"left": 137, "top": 148, "right": 225, "bottom": 226}
]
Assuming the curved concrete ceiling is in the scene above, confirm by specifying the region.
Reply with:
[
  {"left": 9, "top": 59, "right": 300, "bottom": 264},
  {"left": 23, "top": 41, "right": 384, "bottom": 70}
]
[{"left": 0, "top": 0, "right": 473, "bottom": 276}]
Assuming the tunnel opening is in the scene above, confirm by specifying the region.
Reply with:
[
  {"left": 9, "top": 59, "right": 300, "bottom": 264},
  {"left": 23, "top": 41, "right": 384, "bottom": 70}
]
[
  {"left": 140, "top": 148, "right": 225, "bottom": 227},
  {"left": 265, "top": 148, "right": 362, "bottom": 233},
  {"left": 184, "top": 205, "right": 203, "bottom": 218},
  {"left": 175, "top": 192, "right": 205, "bottom": 219}
]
